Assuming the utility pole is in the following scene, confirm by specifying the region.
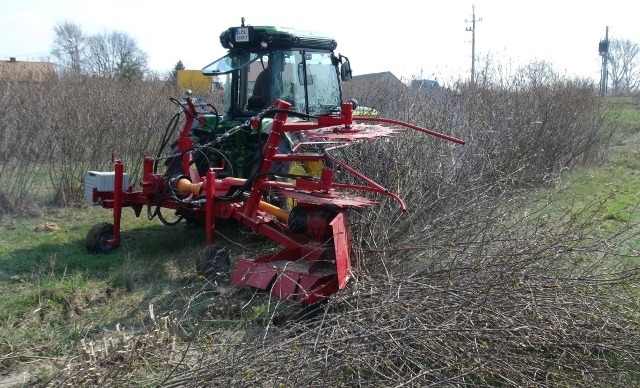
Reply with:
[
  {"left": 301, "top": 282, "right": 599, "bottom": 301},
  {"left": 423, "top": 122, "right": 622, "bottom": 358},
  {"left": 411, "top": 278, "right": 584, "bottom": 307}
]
[
  {"left": 68, "top": 38, "right": 80, "bottom": 73},
  {"left": 598, "top": 26, "right": 609, "bottom": 96},
  {"left": 465, "top": 4, "right": 482, "bottom": 84}
]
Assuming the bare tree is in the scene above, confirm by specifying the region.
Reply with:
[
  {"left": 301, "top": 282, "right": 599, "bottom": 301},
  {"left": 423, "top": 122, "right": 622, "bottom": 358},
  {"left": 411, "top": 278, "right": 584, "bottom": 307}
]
[
  {"left": 50, "top": 20, "right": 84, "bottom": 74},
  {"left": 608, "top": 38, "right": 640, "bottom": 94},
  {"left": 84, "top": 31, "right": 149, "bottom": 80}
]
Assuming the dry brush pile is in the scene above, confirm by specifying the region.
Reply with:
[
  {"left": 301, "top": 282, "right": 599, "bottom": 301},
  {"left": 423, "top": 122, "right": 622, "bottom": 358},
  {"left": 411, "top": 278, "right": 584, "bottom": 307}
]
[
  {"left": 51, "top": 188, "right": 640, "bottom": 387},
  {"left": 162, "top": 206, "right": 640, "bottom": 387},
  {"left": 4, "top": 66, "right": 640, "bottom": 385}
]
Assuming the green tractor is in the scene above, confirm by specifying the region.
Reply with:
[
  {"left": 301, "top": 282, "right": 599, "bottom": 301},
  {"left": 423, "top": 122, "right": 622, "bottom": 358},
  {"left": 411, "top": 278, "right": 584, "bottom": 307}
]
[{"left": 167, "top": 18, "right": 353, "bottom": 184}]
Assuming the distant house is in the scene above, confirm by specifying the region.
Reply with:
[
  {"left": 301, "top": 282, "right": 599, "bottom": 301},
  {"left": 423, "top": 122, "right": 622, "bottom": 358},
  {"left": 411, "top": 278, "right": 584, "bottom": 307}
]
[
  {"left": 408, "top": 78, "right": 447, "bottom": 103},
  {"left": 0, "top": 58, "right": 54, "bottom": 82},
  {"left": 350, "top": 71, "right": 405, "bottom": 89},
  {"left": 410, "top": 79, "right": 440, "bottom": 90},
  {"left": 342, "top": 71, "right": 406, "bottom": 115}
]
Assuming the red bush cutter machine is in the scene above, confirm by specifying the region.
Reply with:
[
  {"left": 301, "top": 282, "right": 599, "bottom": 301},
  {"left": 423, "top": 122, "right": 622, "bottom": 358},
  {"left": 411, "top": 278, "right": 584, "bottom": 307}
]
[{"left": 85, "top": 19, "right": 464, "bottom": 306}]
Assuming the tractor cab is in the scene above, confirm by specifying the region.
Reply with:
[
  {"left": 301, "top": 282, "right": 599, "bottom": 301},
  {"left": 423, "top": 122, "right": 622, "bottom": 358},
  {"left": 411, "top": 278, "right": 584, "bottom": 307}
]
[
  {"left": 172, "top": 20, "right": 354, "bottom": 181},
  {"left": 203, "top": 20, "right": 352, "bottom": 120}
]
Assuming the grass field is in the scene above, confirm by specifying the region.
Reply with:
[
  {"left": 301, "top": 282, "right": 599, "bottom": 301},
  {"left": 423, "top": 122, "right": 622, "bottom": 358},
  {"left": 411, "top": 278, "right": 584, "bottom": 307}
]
[{"left": 554, "top": 97, "right": 640, "bottom": 254}]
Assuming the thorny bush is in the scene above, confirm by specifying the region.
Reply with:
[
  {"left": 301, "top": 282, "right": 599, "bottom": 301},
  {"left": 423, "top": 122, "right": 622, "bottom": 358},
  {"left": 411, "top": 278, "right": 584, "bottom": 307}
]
[{"left": 0, "top": 74, "right": 176, "bottom": 211}]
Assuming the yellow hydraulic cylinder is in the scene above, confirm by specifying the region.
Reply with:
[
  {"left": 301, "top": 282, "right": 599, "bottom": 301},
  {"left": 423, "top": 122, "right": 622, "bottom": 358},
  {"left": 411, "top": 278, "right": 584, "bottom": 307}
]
[
  {"left": 176, "top": 178, "right": 289, "bottom": 222},
  {"left": 258, "top": 200, "right": 289, "bottom": 223},
  {"left": 176, "top": 178, "right": 203, "bottom": 197}
]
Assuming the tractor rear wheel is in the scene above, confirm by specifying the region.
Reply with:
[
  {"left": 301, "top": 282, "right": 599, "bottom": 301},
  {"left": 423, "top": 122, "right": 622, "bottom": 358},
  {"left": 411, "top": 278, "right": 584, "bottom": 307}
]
[
  {"left": 297, "top": 297, "right": 329, "bottom": 321},
  {"left": 196, "top": 244, "right": 231, "bottom": 280},
  {"left": 86, "top": 222, "right": 117, "bottom": 253}
]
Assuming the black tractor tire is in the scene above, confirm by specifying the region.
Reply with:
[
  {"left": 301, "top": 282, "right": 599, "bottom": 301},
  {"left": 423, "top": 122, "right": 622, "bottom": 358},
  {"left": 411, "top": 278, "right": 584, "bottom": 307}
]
[
  {"left": 86, "top": 222, "right": 117, "bottom": 253},
  {"left": 297, "top": 297, "right": 330, "bottom": 322},
  {"left": 196, "top": 244, "right": 231, "bottom": 280}
]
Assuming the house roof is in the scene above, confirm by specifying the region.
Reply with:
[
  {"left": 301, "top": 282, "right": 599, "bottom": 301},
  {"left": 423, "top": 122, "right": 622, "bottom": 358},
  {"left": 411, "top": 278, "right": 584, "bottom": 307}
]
[{"left": 351, "top": 71, "right": 401, "bottom": 84}]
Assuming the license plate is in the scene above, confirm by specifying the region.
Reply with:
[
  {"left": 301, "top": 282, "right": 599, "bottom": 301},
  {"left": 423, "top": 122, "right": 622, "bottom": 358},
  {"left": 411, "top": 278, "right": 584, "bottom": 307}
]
[{"left": 235, "top": 28, "right": 249, "bottom": 42}]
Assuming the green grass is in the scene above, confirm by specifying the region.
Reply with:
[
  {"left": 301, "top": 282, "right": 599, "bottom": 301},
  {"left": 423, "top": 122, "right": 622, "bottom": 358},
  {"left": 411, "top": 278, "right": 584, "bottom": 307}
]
[
  {"left": 0, "top": 206, "right": 202, "bottom": 279},
  {"left": 556, "top": 167, "right": 640, "bottom": 225},
  {"left": 605, "top": 96, "right": 640, "bottom": 130},
  {"left": 0, "top": 200, "right": 280, "bottom": 379},
  {"left": 538, "top": 96, "right": 640, "bottom": 266},
  {"left": 0, "top": 205, "right": 208, "bottom": 369},
  {"left": 585, "top": 98, "right": 638, "bottom": 213}
]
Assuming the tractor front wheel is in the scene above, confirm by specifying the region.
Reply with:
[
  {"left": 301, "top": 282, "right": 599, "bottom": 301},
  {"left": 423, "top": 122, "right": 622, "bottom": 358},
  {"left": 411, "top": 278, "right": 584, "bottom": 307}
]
[
  {"left": 196, "top": 244, "right": 231, "bottom": 280},
  {"left": 86, "top": 222, "right": 117, "bottom": 253}
]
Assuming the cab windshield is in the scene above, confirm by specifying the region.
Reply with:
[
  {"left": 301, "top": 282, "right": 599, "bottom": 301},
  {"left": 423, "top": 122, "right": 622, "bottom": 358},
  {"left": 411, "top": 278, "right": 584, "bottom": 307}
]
[
  {"left": 202, "top": 52, "right": 263, "bottom": 74},
  {"left": 202, "top": 50, "right": 341, "bottom": 117}
]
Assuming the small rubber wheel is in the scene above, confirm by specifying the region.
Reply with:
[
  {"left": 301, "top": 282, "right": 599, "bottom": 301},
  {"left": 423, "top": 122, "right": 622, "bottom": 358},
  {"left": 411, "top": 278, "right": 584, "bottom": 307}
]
[
  {"left": 86, "top": 222, "right": 117, "bottom": 253},
  {"left": 196, "top": 244, "right": 231, "bottom": 279}
]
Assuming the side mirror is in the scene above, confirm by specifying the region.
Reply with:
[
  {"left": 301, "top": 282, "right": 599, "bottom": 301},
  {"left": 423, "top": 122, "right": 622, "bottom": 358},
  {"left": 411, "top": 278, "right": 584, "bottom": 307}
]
[{"left": 340, "top": 55, "right": 352, "bottom": 81}]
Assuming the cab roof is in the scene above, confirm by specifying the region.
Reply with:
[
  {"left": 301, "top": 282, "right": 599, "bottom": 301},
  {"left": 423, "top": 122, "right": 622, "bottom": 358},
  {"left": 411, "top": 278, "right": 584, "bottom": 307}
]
[{"left": 219, "top": 25, "right": 338, "bottom": 51}]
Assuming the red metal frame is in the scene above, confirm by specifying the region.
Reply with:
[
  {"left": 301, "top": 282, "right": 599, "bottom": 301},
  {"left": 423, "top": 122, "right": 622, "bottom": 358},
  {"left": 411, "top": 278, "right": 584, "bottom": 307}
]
[{"left": 91, "top": 98, "right": 465, "bottom": 304}]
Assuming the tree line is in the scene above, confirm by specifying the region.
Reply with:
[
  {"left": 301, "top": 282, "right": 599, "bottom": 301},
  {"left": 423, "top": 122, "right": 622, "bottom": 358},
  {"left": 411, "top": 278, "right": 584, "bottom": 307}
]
[
  {"left": 49, "top": 20, "right": 640, "bottom": 95},
  {"left": 608, "top": 38, "right": 640, "bottom": 94},
  {"left": 50, "top": 20, "right": 184, "bottom": 81}
]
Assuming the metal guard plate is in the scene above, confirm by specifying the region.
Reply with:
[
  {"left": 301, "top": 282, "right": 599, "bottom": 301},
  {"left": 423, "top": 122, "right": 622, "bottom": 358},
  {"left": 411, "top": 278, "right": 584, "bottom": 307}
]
[{"left": 271, "top": 188, "right": 376, "bottom": 208}]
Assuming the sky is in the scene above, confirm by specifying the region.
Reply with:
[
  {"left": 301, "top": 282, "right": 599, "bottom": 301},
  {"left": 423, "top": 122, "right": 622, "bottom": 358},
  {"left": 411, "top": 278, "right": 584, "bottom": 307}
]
[{"left": 1, "top": 0, "right": 639, "bottom": 84}]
